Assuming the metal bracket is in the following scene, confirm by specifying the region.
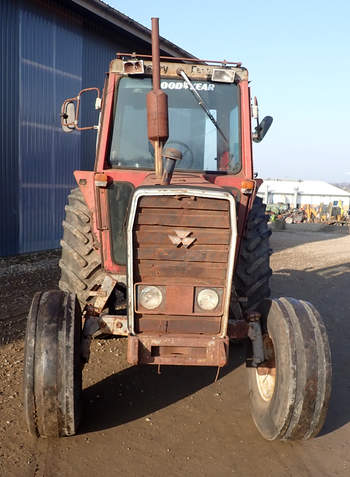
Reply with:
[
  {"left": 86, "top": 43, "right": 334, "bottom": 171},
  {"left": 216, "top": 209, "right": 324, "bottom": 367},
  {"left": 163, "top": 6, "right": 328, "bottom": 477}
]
[
  {"left": 80, "top": 314, "right": 128, "bottom": 363},
  {"left": 81, "top": 315, "right": 101, "bottom": 363},
  {"left": 94, "top": 275, "right": 117, "bottom": 313},
  {"left": 246, "top": 312, "right": 265, "bottom": 367},
  {"left": 98, "top": 315, "right": 128, "bottom": 336}
]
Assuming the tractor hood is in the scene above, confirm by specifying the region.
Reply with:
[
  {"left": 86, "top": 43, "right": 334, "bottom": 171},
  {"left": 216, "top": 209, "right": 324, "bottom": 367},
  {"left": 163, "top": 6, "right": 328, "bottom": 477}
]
[{"left": 140, "top": 171, "right": 226, "bottom": 189}]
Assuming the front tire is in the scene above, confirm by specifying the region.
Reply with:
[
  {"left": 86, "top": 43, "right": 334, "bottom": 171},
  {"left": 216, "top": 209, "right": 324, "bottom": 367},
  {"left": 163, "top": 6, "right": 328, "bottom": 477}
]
[
  {"left": 247, "top": 297, "right": 332, "bottom": 440},
  {"left": 23, "top": 290, "right": 82, "bottom": 437}
]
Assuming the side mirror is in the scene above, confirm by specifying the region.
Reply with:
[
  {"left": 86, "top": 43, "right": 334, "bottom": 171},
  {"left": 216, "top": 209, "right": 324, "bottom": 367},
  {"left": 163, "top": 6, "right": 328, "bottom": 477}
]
[
  {"left": 60, "top": 87, "right": 101, "bottom": 133},
  {"left": 253, "top": 116, "right": 273, "bottom": 143},
  {"left": 61, "top": 100, "right": 76, "bottom": 132}
]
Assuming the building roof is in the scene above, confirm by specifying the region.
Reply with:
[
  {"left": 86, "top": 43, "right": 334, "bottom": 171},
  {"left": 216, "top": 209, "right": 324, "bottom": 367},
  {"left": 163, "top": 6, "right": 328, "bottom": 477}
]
[
  {"left": 259, "top": 179, "right": 350, "bottom": 197},
  {"left": 70, "top": 0, "right": 195, "bottom": 58}
]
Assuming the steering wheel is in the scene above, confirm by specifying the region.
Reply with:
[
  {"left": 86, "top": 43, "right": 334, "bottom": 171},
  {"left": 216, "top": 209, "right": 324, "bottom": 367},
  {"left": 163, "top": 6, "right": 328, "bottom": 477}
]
[{"left": 164, "top": 141, "right": 194, "bottom": 169}]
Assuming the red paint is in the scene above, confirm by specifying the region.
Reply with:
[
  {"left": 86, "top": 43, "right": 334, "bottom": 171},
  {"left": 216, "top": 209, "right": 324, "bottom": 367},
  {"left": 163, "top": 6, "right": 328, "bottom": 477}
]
[
  {"left": 239, "top": 80, "right": 253, "bottom": 179},
  {"left": 73, "top": 72, "right": 261, "bottom": 275},
  {"left": 95, "top": 73, "right": 117, "bottom": 172},
  {"left": 103, "top": 169, "right": 151, "bottom": 186}
]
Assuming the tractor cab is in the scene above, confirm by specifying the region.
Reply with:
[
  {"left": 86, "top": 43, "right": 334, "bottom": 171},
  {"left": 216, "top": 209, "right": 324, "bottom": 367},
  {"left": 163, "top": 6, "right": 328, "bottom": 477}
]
[{"left": 109, "top": 60, "right": 241, "bottom": 174}]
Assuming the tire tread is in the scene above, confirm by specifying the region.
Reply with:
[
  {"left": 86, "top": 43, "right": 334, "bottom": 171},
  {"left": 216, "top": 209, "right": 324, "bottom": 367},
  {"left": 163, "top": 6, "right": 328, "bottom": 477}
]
[
  {"left": 59, "top": 188, "right": 105, "bottom": 309},
  {"left": 234, "top": 196, "right": 272, "bottom": 312}
]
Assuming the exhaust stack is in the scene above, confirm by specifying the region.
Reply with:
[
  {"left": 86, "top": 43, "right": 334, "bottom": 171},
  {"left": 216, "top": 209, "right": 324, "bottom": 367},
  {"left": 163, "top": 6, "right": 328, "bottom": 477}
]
[
  {"left": 161, "top": 148, "right": 182, "bottom": 185},
  {"left": 146, "top": 18, "right": 169, "bottom": 179}
]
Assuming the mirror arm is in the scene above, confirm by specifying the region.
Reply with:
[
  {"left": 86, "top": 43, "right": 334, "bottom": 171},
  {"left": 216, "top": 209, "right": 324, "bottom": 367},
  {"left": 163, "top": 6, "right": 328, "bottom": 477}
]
[
  {"left": 75, "top": 87, "right": 101, "bottom": 131},
  {"left": 251, "top": 96, "right": 261, "bottom": 142}
]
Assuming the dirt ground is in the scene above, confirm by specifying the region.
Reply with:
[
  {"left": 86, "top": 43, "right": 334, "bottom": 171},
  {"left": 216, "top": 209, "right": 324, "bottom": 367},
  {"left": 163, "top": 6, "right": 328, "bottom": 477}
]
[{"left": 1, "top": 230, "right": 350, "bottom": 477}]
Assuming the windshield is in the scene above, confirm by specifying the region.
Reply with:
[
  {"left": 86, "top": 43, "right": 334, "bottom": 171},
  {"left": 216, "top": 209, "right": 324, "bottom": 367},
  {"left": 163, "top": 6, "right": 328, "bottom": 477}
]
[{"left": 109, "top": 76, "right": 241, "bottom": 173}]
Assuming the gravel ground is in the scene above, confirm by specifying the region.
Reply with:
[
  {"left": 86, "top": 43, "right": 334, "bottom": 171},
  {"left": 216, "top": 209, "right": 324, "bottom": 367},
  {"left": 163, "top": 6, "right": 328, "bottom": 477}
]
[
  {"left": 1, "top": 230, "right": 350, "bottom": 477},
  {"left": 0, "top": 250, "right": 60, "bottom": 346}
]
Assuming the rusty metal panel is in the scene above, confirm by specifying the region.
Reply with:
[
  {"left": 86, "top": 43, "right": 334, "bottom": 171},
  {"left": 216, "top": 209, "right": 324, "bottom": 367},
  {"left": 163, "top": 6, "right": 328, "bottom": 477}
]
[
  {"left": 135, "top": 245, "right": 228, "bottom": 262},
  {"left": 136, "top": 316, "right": 221, "bottom": 334},
  {"left": 138, "top": 195, "right": 229, "bottom": 210},
  {"left": 136, "top": 260, "right": 227, "bottom": 283},
  {"left": 127, "top": 334, "right": 229, "bottom": 366},
  {"left": 163, "top": 285, "right": 195, "bottom": 314},
  {"left": 135, "top": 208, "right": 230, "bottom": 228},
  {"left": 135, "top": 226, "right": 230, "bottom": 245},
  {"left": 137, "top": 318, "right": 166, "bottom": 333},
  {"left": 165, "top": 317, "right": 221, "bottom": 334}
]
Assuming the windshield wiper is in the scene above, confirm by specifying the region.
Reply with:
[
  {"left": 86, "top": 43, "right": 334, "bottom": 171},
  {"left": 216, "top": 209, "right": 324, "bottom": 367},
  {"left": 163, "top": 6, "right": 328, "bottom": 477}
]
[{"left": 177, "top": 69, "right": 229, "bottom": 146}]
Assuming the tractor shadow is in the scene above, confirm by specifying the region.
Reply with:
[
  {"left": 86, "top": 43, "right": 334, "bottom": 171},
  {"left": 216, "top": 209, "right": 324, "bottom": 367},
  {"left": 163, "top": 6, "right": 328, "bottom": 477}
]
[
  {"left": 271, "top": 262, "right": 350, "bottom": 436},
  {"left": 81, "top": 262, "right": 350, "bottom": 436},
  {"left": 80, "top": 342, "right": 245, "bottom": 435}
]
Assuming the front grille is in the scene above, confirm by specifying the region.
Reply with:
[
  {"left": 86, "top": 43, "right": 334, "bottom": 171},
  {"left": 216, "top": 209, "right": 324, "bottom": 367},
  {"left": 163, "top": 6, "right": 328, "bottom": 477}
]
[{"left": 132, "top": 194, "right": 231, "bottom": 335}]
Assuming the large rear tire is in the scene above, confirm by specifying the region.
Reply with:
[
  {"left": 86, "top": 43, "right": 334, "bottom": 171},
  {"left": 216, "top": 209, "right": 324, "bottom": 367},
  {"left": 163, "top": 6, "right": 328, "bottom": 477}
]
[
  {"left": 234, "top": 196, "right": 272, "bottom": 312},
  {"left": 59, "top": 188, "right": 106, "bottom": 310},
  {"left": 247, "top": 297, "right": 332, "bottom": 440},
  {"left": 23, "top": 290, "right": 82, "bottom": 437}
]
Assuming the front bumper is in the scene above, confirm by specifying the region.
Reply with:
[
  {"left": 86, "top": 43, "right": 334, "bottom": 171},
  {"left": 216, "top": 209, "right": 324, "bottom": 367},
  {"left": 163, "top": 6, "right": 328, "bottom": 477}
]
[{"left": 127, "top": 334, "right": 229, "bottom": 367}]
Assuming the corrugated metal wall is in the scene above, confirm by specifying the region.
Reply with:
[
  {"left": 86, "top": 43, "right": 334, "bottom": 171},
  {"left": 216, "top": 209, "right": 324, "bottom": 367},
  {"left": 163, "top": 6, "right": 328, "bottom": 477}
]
[
  {"left": 0, "top": 0, "right": 153, "bottom": 256},
  {"left": 0, "top": 0, "right": 20, "bottom": 256},
  {"left": 19, "top": 1, "right": 83, "bottom": 252}
]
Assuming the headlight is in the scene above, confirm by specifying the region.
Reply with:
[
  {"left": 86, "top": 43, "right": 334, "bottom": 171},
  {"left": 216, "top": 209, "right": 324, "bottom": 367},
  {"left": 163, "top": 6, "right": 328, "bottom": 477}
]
[
  {"left": 197, "top": 288, "right": 219, "bottom": 311},
  {"left": 139, "top": 286, "right": 163, "bottom": 310}
]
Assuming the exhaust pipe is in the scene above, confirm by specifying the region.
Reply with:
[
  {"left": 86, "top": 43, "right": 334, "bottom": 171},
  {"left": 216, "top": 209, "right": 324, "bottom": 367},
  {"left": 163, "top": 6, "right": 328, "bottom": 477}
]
[
  {"left": 161, "top": 148, "right": 182, "bottom": 185},
  {"left": 146, "top": 18, "right": 169, "bottom": 179}
]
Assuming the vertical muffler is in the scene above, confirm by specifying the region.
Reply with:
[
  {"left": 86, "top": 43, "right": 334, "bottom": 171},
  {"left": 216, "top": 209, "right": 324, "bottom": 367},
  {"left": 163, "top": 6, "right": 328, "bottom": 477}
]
[{"left": 146, "top": 18, "right": 169, "bottom": 179}]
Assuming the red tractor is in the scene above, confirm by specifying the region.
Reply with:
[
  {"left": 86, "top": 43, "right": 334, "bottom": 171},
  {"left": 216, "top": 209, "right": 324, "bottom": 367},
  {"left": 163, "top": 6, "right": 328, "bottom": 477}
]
[{"left": 24, "top": 19, "right": 331, "bottom": 440}]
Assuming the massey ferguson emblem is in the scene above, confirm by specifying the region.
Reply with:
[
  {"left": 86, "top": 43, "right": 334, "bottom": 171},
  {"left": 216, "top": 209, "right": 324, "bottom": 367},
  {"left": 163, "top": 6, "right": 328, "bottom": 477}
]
[{"left": 168, "top": 230, "right": 196, "bottom": 248}]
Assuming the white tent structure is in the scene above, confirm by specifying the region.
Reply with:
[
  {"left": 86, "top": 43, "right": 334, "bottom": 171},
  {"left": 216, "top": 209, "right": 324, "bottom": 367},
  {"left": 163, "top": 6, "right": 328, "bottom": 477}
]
[{"left": 257, "top": 179, "right": 350, "bottom": 209}]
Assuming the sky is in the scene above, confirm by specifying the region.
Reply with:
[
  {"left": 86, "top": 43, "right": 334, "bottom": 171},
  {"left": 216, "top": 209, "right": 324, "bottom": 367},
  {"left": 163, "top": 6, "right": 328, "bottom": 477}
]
[{"left": 107, "top": 0, "right": 350, "bottom": 182}]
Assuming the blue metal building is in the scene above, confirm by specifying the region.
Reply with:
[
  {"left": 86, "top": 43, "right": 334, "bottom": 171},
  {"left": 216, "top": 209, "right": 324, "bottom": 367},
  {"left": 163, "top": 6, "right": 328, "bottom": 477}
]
[{"left": 0, "top": 0, "right": 191, "bottom": 256}]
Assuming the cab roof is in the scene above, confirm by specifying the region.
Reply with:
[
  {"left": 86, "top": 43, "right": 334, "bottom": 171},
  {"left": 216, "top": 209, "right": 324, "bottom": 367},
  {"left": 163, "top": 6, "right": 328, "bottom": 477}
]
[{"left": 110, "top": 58, "right": 248, "bottom": 81}]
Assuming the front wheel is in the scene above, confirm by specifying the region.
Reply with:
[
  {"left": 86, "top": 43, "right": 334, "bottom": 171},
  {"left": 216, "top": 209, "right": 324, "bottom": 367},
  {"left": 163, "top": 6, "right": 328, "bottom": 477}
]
[
  {"left": 247, "top": 297, "right": 331, "bottom": 440},
  {"left": 23, "top": 290, "right": 82, "bottom": 437}
]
